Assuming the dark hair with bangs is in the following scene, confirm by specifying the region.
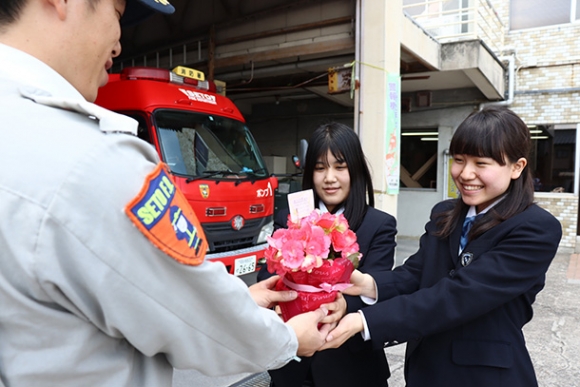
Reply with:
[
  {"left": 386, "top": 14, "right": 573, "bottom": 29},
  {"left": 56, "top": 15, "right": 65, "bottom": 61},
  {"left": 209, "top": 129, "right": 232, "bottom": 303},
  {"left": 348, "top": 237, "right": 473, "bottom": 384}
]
[
  {"left": 435, "top": 106, "right": 535, "bottom": 239},
  {"left": 301, "top": 122, "right": 374, "bottom": 231}
]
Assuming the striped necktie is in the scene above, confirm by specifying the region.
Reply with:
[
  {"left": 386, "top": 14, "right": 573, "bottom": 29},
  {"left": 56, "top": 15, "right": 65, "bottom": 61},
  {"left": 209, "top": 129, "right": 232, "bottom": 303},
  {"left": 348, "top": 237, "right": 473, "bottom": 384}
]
[{"left": 459, "top": 215, "right": 477, "bottom": 251}]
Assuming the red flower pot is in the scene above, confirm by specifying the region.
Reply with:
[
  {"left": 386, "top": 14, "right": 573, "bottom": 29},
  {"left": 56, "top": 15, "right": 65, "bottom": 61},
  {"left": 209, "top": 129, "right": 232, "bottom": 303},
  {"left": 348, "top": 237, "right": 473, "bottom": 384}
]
[{"left": 275, "top": 258, "right": 354, "bottom": 322}]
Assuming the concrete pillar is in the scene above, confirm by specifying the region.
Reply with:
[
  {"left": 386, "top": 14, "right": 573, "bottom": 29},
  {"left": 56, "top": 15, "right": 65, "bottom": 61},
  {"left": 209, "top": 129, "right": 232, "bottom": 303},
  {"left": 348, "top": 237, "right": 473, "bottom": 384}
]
[{"left": 356, "top": 0, "right": 402, "bottom": 217}]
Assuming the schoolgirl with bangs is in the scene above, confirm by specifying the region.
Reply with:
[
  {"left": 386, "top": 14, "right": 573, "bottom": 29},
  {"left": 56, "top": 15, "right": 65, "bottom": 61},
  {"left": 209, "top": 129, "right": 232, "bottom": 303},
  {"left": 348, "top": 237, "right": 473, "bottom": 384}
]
[
  {"left": 322, "top": 107, "right": 562, "bottom": 387},
  {"left": 258, "top": 122, "right": 397, "bottom": 387},
  {"left": 436, "top": 106, "right": 535, "bottom": 241}
]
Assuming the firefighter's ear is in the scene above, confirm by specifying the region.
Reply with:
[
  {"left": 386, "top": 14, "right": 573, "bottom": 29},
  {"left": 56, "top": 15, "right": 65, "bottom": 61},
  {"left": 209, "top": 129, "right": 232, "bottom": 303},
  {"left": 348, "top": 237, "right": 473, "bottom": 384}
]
[{"left": 44, "top": 0, "right": 68, "bottom": 21}]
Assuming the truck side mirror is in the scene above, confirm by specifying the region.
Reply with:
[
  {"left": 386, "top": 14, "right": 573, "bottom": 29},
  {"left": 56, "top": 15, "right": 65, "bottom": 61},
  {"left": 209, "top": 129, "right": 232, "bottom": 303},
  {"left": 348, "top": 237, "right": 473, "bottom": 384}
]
[{"left": 293, "top": 139, "right": 308, "bottom": 170}]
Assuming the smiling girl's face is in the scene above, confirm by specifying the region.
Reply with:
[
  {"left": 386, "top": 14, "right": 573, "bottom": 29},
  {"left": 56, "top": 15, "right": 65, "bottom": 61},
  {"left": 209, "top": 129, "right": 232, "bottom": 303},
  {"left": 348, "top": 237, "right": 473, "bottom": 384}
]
[
  {"left": 451, "top": 154, "right": 526, "bottom": 213},
  {"left": 313, "top": 150, "right": 351, "bottom": 213}
]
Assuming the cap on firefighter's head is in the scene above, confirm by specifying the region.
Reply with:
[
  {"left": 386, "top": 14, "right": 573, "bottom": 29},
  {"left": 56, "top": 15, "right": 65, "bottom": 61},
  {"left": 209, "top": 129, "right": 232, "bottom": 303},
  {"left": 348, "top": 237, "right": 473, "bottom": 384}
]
[{"left": 121, "top": 0, "right": 175, "bottom": 27}]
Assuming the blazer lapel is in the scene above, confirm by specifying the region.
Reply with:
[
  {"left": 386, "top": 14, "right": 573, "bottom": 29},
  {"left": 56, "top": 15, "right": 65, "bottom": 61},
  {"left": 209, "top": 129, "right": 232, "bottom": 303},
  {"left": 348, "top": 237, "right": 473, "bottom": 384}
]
[{"left": 449, "top": 209, "right": 469, "bottom": 264}]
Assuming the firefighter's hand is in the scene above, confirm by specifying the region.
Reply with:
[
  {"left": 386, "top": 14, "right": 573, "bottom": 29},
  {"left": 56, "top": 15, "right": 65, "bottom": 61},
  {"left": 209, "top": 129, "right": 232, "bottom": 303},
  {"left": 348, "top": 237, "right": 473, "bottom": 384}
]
[
  {"left": 342, "top": 270, "right": 377, "bottom": 299},
  {"left": 287, "top": 307, "right": 334, "bottom": 357},
  {"left": 320, "top": 293, "right": 346, "bottom": 324},
  {"left": 320, "top": 312, "right": 364, "bottom": 351},
  {"left": 249, "top": 275, "right": 297, "bottom": 309}
]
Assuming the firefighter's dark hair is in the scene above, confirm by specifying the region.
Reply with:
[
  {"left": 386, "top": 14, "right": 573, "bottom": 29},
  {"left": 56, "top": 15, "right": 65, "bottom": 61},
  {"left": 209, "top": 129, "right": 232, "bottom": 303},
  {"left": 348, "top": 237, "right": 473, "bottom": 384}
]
[{"left": 0, "top": 0, "right": 27, "bottom": 26}]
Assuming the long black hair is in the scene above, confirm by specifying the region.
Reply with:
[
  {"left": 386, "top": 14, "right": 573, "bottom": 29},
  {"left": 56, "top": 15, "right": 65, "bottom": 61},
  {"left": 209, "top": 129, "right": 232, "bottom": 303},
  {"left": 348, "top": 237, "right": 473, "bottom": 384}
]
[
  {"left": 301, "top": 122, "right": 374, "bottom": 231},
  {"left": 436, "top": 107, "right": 534, "bottom": 239}
]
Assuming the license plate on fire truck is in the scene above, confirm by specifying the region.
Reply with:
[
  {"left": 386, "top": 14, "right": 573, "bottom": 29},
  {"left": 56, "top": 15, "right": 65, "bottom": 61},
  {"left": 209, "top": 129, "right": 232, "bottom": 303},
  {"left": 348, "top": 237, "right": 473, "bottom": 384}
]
[{"left": 234, "top": 255, "right": 256, "bottom": 276}]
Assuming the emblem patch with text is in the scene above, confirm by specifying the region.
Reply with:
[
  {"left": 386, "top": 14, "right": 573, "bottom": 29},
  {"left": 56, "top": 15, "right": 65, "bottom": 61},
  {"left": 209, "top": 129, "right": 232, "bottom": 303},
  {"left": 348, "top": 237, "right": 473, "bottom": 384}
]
[{"left": 125, "top": 163, "right": 208, "bottom": 265}]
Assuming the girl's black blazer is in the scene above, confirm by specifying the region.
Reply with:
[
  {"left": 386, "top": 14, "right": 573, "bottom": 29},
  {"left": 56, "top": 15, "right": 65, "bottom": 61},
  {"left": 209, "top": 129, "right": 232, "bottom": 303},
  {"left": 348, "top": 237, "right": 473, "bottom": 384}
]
[{"left": 364, "top": 200, "right": 562, "bottom": 387}]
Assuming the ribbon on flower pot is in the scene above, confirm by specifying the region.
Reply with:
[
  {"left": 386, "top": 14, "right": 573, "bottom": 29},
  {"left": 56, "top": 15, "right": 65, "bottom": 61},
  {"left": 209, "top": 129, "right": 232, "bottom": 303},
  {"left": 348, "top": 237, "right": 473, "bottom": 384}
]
[{"left": 282, "top": 276, "right": 353, "bottom": 293}]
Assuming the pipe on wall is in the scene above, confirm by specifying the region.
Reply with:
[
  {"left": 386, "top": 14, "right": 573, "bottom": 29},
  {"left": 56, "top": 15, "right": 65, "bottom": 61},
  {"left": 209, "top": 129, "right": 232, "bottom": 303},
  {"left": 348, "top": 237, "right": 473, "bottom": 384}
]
[{"left": 479, "top": 53, "right": 515, "bottom": 110}]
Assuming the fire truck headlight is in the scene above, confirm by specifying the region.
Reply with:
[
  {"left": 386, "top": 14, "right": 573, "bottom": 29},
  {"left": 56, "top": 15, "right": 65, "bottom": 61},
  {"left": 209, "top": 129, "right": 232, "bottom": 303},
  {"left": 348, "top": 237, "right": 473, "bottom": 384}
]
[{"left": 257, "top": 220, "right": 274, "bottom": 244}]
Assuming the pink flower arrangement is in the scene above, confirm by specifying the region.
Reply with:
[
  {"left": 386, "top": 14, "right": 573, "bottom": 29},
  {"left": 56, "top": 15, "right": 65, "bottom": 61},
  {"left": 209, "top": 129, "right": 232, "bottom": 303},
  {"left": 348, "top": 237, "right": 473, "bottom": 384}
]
[
  {"left": 265, "top": 211, "right": 361, "bottom": 275},
  {"left": 264, "top": 210, "right": 361, "bottom": 321}
]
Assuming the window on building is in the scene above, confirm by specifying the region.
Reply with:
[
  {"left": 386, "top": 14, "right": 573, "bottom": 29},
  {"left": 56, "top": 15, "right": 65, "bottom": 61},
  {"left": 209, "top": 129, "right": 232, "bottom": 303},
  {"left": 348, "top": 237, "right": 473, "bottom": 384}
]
[
  {"left": 400, "top": 129, "right": 438, "bottom": 189},
  {"left": 510, "top": 0, "right": 580, "bottom": 30},
  {"left": 403, "top": 0, "right": 469, "bottom": 36},
  {"left": 529, "top": 126, "right": 577, "bottom": 193}
]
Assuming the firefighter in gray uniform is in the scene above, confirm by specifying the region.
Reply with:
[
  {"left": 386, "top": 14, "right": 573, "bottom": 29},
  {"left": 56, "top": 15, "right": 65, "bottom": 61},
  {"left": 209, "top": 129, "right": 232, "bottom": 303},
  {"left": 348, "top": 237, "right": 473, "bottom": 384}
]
[{"left": 0, "top": 0, "right": 332, "bottom": 385}]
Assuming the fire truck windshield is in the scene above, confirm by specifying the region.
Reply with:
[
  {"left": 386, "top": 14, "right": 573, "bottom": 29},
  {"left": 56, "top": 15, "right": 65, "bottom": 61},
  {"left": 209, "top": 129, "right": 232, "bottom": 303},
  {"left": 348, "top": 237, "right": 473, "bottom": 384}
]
[{"left": 153, "top": 110, "right": 268, "bottom": 179}]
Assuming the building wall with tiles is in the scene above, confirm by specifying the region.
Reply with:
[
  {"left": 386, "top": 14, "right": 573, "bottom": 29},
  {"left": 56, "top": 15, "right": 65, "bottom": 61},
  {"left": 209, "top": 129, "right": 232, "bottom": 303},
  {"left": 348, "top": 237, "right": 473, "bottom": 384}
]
[
  {"left": 489, "top": 0, "right": 580, "bottom": 125},
  {"left": 535, "top": 193, "right": 578, "bottom": 250}
]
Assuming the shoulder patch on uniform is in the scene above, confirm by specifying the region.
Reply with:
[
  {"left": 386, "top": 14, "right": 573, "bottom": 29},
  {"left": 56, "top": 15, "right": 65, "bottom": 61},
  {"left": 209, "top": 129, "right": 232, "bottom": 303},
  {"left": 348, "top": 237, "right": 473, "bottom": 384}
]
[{"left": 125, "top": 163, "right": 208, "bottom": 265}]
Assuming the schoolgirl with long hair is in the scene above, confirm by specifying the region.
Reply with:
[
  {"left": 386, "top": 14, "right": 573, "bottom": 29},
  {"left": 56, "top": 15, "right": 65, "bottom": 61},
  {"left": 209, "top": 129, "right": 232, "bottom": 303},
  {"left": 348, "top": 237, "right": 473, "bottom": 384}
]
[{"left": 258, "top": 122, "right": 397, "bottom": 387}]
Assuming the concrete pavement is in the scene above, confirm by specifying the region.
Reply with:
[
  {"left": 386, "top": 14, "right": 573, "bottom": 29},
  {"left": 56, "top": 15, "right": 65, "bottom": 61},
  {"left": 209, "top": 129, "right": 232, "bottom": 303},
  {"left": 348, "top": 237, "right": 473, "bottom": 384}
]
[{"left": 174, "top": 237, "right": 580, "bottom": 387}]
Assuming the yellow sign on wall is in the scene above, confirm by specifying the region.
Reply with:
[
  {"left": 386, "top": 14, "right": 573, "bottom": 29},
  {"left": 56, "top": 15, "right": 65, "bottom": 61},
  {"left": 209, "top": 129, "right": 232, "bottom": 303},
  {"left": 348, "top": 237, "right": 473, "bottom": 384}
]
[{"left": 447, "top": 158, "right": 459, "bottom": 199}]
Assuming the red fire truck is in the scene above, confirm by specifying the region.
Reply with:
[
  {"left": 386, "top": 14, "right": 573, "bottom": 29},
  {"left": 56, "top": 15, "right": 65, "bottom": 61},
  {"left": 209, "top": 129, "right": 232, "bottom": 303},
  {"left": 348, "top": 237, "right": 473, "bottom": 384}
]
[{"left": 96, "top": 66, "right": 277, "bottom": 276}]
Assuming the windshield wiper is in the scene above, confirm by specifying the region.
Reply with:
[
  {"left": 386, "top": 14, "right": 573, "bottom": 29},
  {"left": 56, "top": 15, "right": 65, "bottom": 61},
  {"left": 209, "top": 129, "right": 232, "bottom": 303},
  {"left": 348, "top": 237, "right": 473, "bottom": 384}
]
[
  {"left": 186, "top": 170, "right": 240, "bottom": 183},
  {"left": 233, "top": 168, "right": 269, "bottom": 185},
  {"left": 241, "top": 167, "right": 267, "bottom": 175}
]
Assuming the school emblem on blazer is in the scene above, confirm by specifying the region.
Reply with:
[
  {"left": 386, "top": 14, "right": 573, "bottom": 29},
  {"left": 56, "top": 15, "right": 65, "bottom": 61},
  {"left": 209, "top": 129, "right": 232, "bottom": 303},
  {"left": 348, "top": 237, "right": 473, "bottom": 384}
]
[
  {"left": 461, "top": 252, "right": 474, "bottom": 267},
  {"left": 199, "top": 184, "right": 209, "bottom": 199}
]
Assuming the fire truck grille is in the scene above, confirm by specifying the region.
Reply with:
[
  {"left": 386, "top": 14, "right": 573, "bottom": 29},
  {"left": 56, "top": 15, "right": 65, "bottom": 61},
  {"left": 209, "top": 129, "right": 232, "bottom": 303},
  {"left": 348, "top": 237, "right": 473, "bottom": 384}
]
[
  {"left": 202, "top": 218, "right": 269, "bottom": 253},
  {"left": 213, "top": 237, "right": 255, "bottom": 252}
]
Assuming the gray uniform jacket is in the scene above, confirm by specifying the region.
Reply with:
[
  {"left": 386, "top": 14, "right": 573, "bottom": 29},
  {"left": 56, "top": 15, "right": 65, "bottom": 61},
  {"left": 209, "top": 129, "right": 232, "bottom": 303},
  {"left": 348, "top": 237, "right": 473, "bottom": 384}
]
[{"left": 0, "top": 43, "right": 297, "bottom": 387}]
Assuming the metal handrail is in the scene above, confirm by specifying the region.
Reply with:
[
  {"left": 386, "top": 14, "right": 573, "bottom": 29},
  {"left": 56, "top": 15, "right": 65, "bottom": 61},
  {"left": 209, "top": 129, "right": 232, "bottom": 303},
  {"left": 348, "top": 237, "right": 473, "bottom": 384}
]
[{"left": 403, "top": 0, "right": 505, "bottom": 54}]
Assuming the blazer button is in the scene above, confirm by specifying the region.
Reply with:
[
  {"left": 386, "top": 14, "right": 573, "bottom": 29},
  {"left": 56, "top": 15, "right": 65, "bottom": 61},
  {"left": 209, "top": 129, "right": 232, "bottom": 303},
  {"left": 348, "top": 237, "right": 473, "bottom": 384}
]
[{"left": 449, "top": 269, "right": 455, "bottom": 277}]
